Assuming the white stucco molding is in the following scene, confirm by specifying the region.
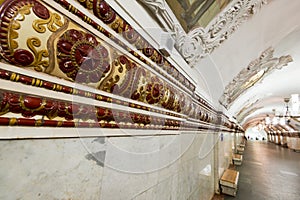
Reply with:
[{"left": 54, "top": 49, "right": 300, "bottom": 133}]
[
  {"left": 219, "top": 47, "right": 293, "bottom": 109},
  {"left": 138, "top": 0, "right": 268, "bottom": 67}
]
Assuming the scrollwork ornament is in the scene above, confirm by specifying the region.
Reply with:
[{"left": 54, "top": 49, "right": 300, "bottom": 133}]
[
  {"left": 26, "top": 37, "right": 49, "bottom": 71},
  {"left": 13, "top": 49, "right": 35, "bottom": 66},
  {"left": 31, "top": 1, "right": 64, "bottom": 33},
  {"left": 0, "top": 0, "right": 65, "bottom": 72},
  {"left": 12, "top": 37, "right": 49, "bottom": 72},
  {"left": 176, "top": 27, "right": 207, "bottom": 66},
  {"left": 219, "top": 47, "right": 293, "bottom": 109},
  {"left": 139, "top": 0, "right": 268, "bottom": 67},
  {"left": 33, "top": 13, "right": 63, "bottom": 33}
]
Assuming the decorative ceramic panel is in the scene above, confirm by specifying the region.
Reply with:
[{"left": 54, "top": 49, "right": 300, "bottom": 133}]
[
  {"left": 0, "top": 89, "right": 186, "bottom": 129},
  {"left": 0, "top": 0, "right": 190, "bottom": 114},
  {"left": 0, "top": 0, "right": 64, "bottom": 72},
  {"left": 0, "top": 88, "right": 242, "bottom": 132},
  {"left": 63, "top": 0, "right": 195, "bottom": 92},
  {"left": 0, "top": 0, "right": 242, "bottom": 133}
]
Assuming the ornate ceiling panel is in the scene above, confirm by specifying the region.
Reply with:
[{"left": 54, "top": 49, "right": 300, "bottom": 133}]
[
  {"left": 219, "top": 47, "right": 293, "bottom": 109},
  {"left": 138, "top": 0, "right": 268, "bottom": 67}
]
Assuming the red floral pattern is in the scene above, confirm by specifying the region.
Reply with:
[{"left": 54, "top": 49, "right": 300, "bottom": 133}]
[{"left": 57, "top": 29, "right": 110, "bottom": 83}]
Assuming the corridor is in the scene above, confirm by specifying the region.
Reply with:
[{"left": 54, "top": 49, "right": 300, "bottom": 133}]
[{"left": 225, "top": 141, "right": 300, "bottom": 200}]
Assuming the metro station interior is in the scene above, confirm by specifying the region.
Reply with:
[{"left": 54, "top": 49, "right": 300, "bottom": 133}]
[{"left": 0, "top": 0, "right": 299, "bottom": 199}]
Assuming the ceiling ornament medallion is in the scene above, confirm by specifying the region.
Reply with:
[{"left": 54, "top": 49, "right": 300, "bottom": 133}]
[
  {"left": 219, "top": 47, "right": 293, "bottom": 109},
  {"left": 138, "top": 0, "right": 268, "bottom": 67}
]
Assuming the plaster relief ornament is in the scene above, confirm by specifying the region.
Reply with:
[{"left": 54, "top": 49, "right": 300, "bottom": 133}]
[
  {"left": 138, "top": 0, "right": 268, "bottom": 67},
  {"left": 219, "top": 47, "right": 293, "bottom": 109}
]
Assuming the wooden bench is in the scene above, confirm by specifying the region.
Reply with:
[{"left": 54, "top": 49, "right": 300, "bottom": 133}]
[
  {"left": 239, "top": 143, "right": 245, "bottom": 148},
  {"left": 220, "top": 169, "right": 239, "bottom": 196},
  {"left": 232, "top": 154, "right": 243, "bottom": 165},
  {"left": 236, "top": 147, "right": 244, "bottom": 154},
  {"left": 288, "top": 137, "right": 300, "bottom": 152}
]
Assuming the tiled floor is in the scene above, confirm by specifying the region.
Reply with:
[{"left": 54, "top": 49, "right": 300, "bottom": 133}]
[
  {"left": 211, "top": 194, "right": 224, "bottom": 200},
  {"left": 224, "top": 141, "right": 300, "bottom": 200}
]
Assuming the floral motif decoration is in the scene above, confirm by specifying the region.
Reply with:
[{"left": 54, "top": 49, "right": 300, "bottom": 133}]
[
  {"left": 100, "top": 55, "right": 140, "bottom": 95},
  {"left": 0, "top": 0, "right": 225, "bottom": 128},
  {"left": 53, "top": 0, "right": 226, "bottom": 114},
  {"left": 93, "top": 0, "right": 165, "bottom": 67},
  {"left": 0, "top": 89, "right": 242, "bottom": 131},
  {"left": 57, "top": 29, "right": 110, "bottom": 83},
  {"left": 116, "top": 67, "right": 144, "bottom": 100},
  {"left": 73, "top": 0, "right": 195, "bottom": 92},
  {"left": 0, "top": 89, "right": 185, "bottom": 129},
  {"left": 96, "top": 54, "right": 187, "bottom": 114},
  {"left": 145, "top": 76, "right": 165, "bottom": 105},
  {"left": 0, "top": 68, "right": 184, "bottom": 119},
  {"left": 0, "top": 0, "right": 64, "bottom": 72}
]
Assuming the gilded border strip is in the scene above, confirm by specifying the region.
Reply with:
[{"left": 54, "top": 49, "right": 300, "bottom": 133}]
[
  {"left": 0, "top": 68, "right": 183, "bottom": 118},
  {"left": 0, "top": 89, "right": 186, "bottom": 129}
]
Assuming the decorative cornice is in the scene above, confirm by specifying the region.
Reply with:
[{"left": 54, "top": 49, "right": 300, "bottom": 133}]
[
  {"left": 0, "top": 88, "right": 240, "bottom": 132},
  {"left": 0, "top": 89, "right": 184, "bottom": 129},
  {"left": 219, "top": 47, "right": 293, "bottom": 109},
  {"left": 0, "top": 68, "right": 181, "bottom": 118},
  {"left": 138, "top": 0, "right": 268, "bottom": 67},
  {"left": 70, "top": 0, "right": 196, "bottom": 92},
  {"left": 0, "top": 0, "right": 243, "bottom": 134}
]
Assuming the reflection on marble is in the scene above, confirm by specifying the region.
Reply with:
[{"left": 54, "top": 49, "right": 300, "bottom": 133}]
[
  {"left": 0, "top": 132, "right": 220, "bottom": 199},
  {"left": 100, "top": 133, "right": 215, "bottom": 200},
  {"left": 218, "top": 132, "right": 234, "bottom": 178},
  {"left": 0, "top": 138, "right": 105, "bottom": 199}
]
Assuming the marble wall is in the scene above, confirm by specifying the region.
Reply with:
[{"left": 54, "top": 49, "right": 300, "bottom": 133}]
[
  {"left": 0, "top": 131, "right": 217, "bottom": 200},
  {"left": 0, "top": 137, "right": 104, "bottom": 199},
  {"left": 218, "top": 132, "right": 234, "bottom": 178}
]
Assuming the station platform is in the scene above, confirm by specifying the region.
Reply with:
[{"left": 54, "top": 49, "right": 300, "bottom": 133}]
[{"left": 223, "top": 141, "right": 300, "bottom": 200}]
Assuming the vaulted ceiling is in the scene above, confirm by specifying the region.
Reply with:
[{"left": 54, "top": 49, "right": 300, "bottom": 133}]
[
  {"left": 193, "top": 0, "right": 300, "bottom": 130},
  {"left": 116, "top": 0, "right": 300, "bottom": 131}
]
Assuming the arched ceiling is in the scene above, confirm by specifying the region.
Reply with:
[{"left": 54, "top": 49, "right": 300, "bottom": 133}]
[
  {"left": 194, "top": 0, "right": 300, "bottom": 130},
  {"left": 113, "top": 0, "right": 300, "bottom": 131}
]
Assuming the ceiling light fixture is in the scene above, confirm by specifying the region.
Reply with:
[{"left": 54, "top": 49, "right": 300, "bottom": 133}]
[
  {"left": 265, "top": 114, "right": 271, "bottom": 125},
  {"left": 266, "top": 94, "right": 300, "bottom": 126},
  {"left": 291, "top": 94, "right": 299, "bottom": 115},
  {"left": 282, "top": 97, "right": 291, "bottom": 124}
]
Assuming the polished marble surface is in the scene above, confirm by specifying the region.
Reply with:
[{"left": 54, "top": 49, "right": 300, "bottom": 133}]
[{"left": 225, "top": 141, "right": 300, "bottom": 200}]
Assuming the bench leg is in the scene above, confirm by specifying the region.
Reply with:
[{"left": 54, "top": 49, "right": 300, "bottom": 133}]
[{"left": 221, "top": 185, "right": 237, "bottom": 196}]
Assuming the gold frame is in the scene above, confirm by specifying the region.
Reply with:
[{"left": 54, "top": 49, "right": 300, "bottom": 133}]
[{"left": 166, "top": 0, "right": 233, "bottom": 32}]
